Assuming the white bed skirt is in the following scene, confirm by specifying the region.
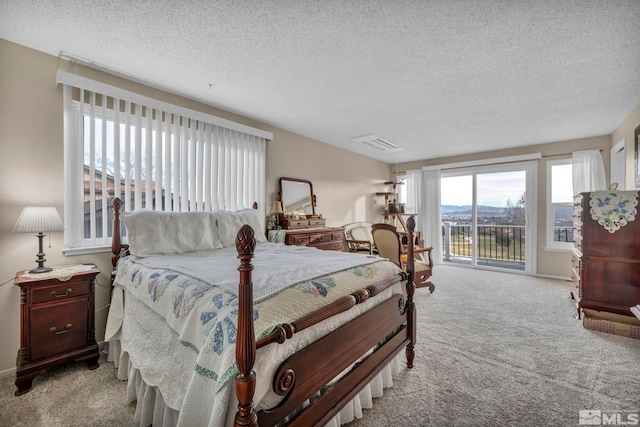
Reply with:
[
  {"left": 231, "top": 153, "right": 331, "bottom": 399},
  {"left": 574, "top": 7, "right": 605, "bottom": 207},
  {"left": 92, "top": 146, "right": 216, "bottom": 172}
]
[{"left": 107, "top": 340, "right": 404, "bottom": 427}]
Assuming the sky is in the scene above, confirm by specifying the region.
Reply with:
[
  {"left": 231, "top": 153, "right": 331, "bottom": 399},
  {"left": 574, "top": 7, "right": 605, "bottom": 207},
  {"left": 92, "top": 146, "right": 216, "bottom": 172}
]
[
  {"left": 441, "top": 165, "right": 573, "bottom": 207},
  {"left": 441, "top": 171, "right": 526, "bottom": 207},
  {"left": 551, "top": 163, "right": 574, "bottom": 203}
]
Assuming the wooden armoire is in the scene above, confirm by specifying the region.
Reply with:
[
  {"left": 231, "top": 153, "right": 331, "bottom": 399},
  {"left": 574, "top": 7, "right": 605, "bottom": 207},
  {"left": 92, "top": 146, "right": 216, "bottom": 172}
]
[{"left": 571, "top": 191, "right": 640, "bottom": 318}]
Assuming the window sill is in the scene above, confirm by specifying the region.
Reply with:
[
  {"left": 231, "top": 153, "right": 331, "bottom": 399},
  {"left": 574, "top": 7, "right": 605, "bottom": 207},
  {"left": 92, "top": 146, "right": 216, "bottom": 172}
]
[
  {"left": 62, "top": 245, "right": 111, "bottom": 256},
  {"left": 543, "top": 245, "right": 573, "bottom": 253}
]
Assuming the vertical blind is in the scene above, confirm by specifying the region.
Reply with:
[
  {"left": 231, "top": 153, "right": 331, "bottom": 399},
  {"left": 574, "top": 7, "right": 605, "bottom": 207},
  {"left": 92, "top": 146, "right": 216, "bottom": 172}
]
[{"left": 58, "top": 71, "right": 271, "bottom": 251}]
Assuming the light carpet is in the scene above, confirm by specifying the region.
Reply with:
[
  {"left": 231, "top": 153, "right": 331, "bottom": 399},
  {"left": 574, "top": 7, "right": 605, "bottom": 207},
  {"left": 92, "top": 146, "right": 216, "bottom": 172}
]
[{"left": 1, "top": 265, "right": 638, "bottom": 426}]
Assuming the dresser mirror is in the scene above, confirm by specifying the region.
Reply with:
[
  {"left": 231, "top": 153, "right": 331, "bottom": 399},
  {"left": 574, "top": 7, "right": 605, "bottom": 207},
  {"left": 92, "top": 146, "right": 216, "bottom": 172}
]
[{"left": 280, "top": 177, "right": 316, "bottom": 216}]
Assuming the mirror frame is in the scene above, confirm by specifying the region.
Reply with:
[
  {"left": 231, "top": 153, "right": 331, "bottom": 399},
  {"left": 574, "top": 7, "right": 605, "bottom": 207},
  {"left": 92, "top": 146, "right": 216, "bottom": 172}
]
[{"left": 279, "top": 177, "right": 316, "bottom": 216}]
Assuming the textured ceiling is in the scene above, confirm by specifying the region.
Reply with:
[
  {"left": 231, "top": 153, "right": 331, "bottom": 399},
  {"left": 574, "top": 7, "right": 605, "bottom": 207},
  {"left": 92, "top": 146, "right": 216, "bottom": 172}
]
[{"left": 1, "top": 1, "right": 639, "bottom": 163}]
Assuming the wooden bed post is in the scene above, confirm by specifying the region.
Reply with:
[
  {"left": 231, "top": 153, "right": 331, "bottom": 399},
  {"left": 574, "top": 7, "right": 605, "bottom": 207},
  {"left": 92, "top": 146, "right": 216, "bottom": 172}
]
[
  {"left": 235, "top": 225, "right": 258, "bottom": 427},
  {"left": 405, "top": 215, "right": 417, "bottom": 369},
  {"left": 111, "top": 198, "right": 122, "bottom": 269}
]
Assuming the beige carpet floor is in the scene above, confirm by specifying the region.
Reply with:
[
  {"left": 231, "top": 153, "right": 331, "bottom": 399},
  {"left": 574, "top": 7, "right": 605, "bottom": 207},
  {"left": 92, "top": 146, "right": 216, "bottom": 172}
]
[{"left": 1, "top": 264, "right": 639, "bottom": 426}]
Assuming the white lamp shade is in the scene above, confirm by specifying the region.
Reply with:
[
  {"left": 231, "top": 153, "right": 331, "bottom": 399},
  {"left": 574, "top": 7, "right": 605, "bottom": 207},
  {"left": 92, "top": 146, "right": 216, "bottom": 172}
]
[
  {"left": 269, "top": 201, "right": 284, "bottom": 214},
  {"left": 12, "top": 207, "right": 64, "bottom": 233}
]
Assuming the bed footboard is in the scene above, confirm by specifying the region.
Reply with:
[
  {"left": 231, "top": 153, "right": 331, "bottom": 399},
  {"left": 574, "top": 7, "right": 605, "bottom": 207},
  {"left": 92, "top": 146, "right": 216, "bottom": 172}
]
[
  {"left": 234, "top": 217, "right": 418, "bottom": 427},
  {"left": 259, "top": 293, "right": 410, "bottom": 426}
]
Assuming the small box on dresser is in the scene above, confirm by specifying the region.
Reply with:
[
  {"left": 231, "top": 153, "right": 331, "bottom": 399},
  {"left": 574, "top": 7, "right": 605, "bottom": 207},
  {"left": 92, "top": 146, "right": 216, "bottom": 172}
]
[
  {"left": 276, "top": 213, "right": 344, "bottom": 251},
  {"left": 14, "top": 264, "right": 101, "bottom": 395},
  {"left": 280, "top": 216, "right": 326, "bottom": 229}
]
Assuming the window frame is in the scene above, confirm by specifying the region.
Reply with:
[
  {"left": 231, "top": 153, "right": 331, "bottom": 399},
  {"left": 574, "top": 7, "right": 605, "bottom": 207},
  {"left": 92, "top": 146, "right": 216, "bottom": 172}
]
[
  {"left": 546, "top": 158, "right": 574, "bottom": 251},
  {"left": 60, "top": 73, "right": 271, "bottom": 255}
]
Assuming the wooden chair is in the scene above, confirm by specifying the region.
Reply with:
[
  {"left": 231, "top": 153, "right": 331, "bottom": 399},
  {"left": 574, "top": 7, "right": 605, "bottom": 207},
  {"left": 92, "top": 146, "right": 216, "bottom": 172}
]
[
  {"left": 343, "top": 222, "right": 376, "bottom": 254},
  {"left": 371, "top": 223, "right": 435, "bottom": 292}
]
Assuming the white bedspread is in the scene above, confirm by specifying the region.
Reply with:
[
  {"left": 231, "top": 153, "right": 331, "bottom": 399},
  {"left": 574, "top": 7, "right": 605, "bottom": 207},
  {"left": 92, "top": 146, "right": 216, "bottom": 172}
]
[
  {"left": 106, "top": 244, "right": 404, "bottom": 427},
  {"left": 130, "top": 242, "right": 383, "bottom": 302}
]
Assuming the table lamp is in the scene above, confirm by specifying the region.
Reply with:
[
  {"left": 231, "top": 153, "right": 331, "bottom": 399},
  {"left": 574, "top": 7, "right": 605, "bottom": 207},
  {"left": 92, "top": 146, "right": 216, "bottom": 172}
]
[
  {"left": 269, "top": 201, "right": 284, "bottom": 229},
  {"left": 12, "top": 206, "right": 65, "bottom": 273}
]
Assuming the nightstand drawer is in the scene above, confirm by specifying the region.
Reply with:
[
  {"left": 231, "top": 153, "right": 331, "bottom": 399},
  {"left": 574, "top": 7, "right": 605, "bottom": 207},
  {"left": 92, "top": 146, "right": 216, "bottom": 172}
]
[
  {"left": 31, "top": 280, "right": 90, "bottom": 304},
  {"left": 30, "top": 299, "right": 88, "bottom": 361}
]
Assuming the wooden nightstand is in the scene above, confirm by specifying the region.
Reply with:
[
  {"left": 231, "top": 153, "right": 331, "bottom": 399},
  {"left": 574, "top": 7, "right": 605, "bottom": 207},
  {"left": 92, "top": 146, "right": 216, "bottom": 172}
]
[{"left": 14, "top": 264, "right": 101, "bottom": 396}]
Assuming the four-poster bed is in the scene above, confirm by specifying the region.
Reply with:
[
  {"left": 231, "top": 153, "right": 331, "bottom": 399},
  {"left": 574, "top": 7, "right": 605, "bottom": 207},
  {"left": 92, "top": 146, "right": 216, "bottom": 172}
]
[{"left": 106, "top": 198, "right": 418, "bottom": 426}]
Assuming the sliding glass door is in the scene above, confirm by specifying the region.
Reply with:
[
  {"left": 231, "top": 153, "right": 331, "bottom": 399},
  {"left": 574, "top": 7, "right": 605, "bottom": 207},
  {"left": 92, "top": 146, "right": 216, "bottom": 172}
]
[{"left": 441, "top": 161, "right": 537, "bottom": 274}]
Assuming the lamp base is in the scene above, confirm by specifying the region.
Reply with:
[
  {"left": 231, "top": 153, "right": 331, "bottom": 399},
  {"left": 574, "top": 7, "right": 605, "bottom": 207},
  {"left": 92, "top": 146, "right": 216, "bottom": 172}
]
[
  {"left": 29, "top": 266, "right": 53, "bottom": 274},
  {"left": 31, "top": 233, "right": 52, "bottom": 274}
]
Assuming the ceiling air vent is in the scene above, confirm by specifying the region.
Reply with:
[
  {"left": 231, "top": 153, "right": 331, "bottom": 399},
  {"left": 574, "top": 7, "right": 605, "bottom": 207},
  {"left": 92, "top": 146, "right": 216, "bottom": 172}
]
[{"left": 351, "top": 134, "right": 403, "bottom": 152}]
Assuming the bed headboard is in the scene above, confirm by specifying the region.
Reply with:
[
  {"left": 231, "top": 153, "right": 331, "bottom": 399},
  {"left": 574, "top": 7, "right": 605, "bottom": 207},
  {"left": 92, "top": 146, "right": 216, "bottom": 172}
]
[{"left": 111, "top": 198, "right": 129, "bottom": 271}]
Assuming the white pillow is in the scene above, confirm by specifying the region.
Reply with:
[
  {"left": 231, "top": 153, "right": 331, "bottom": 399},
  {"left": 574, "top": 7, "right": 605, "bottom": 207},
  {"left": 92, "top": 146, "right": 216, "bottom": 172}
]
[
  {"left": 214, "top": 208, "right": 267, "bottom": 247},
  {"left": 124, "top": 210, "right": 223, "bottom": 257},
  {"left": 236, "top": 209, "right": 267, "bottom": 244}
]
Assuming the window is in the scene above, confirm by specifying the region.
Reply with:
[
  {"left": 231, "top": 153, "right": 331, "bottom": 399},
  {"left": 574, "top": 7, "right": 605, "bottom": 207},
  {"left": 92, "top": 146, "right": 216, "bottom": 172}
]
[
  {"left": 440, "top": 161, "right": 537, "bottom": 274},
  {"left": 59, "top": 71, "right": 271, "bottom": 254},
  {"left": 546, "top": 159, "right": 574, "bottom": 250}
]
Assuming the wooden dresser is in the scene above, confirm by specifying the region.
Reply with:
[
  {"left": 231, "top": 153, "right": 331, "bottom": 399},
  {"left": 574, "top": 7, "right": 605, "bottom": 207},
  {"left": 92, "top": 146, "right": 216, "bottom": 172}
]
[
  {"left": 14, "top": 265, "right": 101, "bottom": 395},
  {"left": 571, "top": 191, "right": 640, "bottom": 318},
  {"left": 283, "top": 227, "right": 344, "bottom": 251},
  {"left": 276, "top": 177, "right": 344, "bottom": 250}
]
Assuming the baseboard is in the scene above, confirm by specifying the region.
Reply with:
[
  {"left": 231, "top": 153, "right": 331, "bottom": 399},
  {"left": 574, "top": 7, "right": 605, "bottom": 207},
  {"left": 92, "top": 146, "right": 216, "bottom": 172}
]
[
  {"left": 535, "top": 273, "right": 571, "bottom": 281},
  {"left": 0, "top": 365, "right": 16, "bottom": 379},
  {"left": 441, "top": 263, "right": 572, "bottom": 282}
]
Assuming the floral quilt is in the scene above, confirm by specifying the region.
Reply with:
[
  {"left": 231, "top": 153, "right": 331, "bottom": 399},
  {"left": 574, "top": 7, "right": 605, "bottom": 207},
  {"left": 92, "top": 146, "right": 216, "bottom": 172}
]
[{"left": 111, "top": 251, "right": 402, "bottom": 399}]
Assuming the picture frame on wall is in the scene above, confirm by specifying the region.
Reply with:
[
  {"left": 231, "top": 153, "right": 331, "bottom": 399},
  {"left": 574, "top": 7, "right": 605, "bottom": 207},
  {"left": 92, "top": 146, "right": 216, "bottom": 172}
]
[{"left": 635, "top": 124, "right": 640, "bottom": 188}]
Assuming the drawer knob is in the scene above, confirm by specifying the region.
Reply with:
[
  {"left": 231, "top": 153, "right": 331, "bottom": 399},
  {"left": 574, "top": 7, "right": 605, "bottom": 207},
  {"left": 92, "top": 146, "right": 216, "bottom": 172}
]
[
  {"left": 50, "top": 324, "right": 73, "bottom": 335},
  {"left": 50, "top": 288, "right": 73, "bottom": 298}
]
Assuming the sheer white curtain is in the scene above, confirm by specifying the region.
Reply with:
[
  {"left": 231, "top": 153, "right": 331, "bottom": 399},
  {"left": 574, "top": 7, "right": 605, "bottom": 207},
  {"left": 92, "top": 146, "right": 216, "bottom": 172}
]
[
  {"left": 406, "top": 168, "right": 442, "bottom": 264},
  {"left": 405, "top": 168, "right": 422, "bottom": 223},
  {"left": 572, "top": 150, "right": 606, "bottom": 195}
]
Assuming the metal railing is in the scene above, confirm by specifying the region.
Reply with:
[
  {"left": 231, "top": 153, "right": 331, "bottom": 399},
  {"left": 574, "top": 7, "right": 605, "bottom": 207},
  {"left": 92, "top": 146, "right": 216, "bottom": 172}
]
[
  {"left": 442, "top": 223, "right": 573, "bottom": 269},
  {"left": 554, "top": 226, "right": 573, "bottom": 243}
]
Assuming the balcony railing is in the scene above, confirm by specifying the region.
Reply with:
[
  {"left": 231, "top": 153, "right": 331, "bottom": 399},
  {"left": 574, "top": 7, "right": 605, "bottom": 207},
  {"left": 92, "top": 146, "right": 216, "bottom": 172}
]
[{"left": 441, "top": 223, "right": 573, "bottom": 270}]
